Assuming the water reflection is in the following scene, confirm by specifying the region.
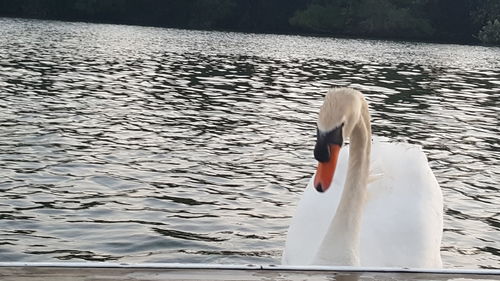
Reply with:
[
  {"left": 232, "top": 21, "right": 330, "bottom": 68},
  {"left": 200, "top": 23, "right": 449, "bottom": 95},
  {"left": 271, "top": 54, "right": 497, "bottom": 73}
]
[{"left": 0, "top": 17, "right": 499, "bottom": 268}]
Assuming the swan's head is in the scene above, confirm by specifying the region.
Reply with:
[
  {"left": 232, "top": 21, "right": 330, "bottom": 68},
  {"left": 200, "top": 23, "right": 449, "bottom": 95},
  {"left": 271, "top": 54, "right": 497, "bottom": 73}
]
[{"left": 314, "top": 88, "right": 364, "bottom": 192}]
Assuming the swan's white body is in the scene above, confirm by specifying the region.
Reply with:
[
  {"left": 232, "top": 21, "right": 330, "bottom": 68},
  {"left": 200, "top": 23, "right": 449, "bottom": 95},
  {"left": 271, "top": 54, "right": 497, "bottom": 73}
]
[{"left": 282, "top": 88, "right": 443, "bottom": 268}]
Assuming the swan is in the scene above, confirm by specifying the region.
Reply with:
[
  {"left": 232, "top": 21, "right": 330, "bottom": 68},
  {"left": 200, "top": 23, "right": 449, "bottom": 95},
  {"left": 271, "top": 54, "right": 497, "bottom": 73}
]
[{"left": 282, "top": 88, "right": 443, "bottom": 268}]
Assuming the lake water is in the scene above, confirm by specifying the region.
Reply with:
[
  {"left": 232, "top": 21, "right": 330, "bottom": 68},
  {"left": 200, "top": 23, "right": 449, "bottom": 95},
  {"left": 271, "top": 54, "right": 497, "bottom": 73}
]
[{"left": 0, "top": 17, "right": 499, "bottom": 269}]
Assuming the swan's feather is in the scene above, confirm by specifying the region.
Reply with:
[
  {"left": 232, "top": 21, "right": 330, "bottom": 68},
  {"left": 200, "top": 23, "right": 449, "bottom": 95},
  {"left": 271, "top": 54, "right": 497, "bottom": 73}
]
[{"left": 282, "top": 138, "right": 443, "bottom": 268}]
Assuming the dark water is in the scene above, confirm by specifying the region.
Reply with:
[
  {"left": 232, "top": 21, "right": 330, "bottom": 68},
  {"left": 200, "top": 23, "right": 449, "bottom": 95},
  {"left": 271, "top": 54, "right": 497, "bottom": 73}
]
[{"left": 0, "top": 18, "right": 499, "bottom": 269}]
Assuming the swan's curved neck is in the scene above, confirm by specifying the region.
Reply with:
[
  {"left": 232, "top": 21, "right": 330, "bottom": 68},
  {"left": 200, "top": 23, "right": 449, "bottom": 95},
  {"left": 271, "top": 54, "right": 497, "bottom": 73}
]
[{"left": 314, "top": 102, "right": 371, "bottom": 266}]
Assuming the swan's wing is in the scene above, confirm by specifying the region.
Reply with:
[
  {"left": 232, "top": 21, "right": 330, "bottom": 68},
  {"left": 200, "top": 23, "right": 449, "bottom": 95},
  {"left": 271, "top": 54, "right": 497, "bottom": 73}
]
[
  {"left": 282, "top": 140, "right": 443, "bottom": 268},
  {"left": 361, "top": 141, "right": 443, "bottom": 268}
]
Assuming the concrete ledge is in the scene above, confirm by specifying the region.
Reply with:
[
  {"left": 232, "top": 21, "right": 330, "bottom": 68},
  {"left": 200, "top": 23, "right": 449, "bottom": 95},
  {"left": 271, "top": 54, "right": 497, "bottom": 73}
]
[{"left": 0, "top": 263, "right": 499, "bottom": 281}]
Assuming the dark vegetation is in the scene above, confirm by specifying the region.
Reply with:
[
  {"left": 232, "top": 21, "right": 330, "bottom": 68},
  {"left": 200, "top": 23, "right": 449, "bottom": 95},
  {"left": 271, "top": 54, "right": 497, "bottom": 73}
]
[{"left": 0, "top": 0, "right": 499, "bottom": 45}]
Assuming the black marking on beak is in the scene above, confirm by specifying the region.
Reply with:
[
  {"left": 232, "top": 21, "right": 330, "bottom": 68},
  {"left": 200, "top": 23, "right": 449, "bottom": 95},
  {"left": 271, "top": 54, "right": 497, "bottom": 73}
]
[
  {"left": 314, "top": 125, "right": 343, "bottom": 163},
  {"left": 314, "top": 132, "right": 330, "bottom": 163}
]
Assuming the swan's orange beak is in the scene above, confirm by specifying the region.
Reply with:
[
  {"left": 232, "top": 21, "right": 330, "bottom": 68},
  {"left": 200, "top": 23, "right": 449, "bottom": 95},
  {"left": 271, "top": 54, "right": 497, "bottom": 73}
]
[{"left": 314, "top": 144, "right": 340, "bottom": 192}]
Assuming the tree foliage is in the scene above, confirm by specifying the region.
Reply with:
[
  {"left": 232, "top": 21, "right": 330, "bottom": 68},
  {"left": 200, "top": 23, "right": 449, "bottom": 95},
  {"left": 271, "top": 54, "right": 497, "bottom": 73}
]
[
  {"left": 290, "top": 1, "right": 352, "bottom": 33},
  {"left": 0, "top": 0, "right": 499, "bottom": 45},
  {"left": 472, "top": 0, "right": 500, "bottom": 44},
  {"left": 478, "top": 19, "right": 500, "bottom": 44},
  {"left": 352, "top": 0, "right": 434, "bottom": 39}
]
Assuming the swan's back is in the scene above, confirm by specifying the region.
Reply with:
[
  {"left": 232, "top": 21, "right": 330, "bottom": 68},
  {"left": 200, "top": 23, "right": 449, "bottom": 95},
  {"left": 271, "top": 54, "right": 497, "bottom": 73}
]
[{"left": 282, "top": 139, "right": 443, "bottom": 268}]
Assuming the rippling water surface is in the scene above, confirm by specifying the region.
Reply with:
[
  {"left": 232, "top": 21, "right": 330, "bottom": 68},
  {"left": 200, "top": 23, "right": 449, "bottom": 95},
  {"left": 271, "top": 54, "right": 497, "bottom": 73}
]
[{"left": 0, "top": 18, "right": 499, "bottom": 268}]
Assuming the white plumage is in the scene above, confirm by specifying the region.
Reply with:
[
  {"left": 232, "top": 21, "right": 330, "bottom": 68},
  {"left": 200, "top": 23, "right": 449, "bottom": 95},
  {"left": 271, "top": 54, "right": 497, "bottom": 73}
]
[{"left": 282, "top": 89, "right": 443, "bottom": 268}]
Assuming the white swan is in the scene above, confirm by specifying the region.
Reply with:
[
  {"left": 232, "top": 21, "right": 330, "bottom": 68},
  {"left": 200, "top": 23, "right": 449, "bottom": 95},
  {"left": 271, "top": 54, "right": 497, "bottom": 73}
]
[{"left": 282, "top": 88, "right": 443, "bottom": 268}]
